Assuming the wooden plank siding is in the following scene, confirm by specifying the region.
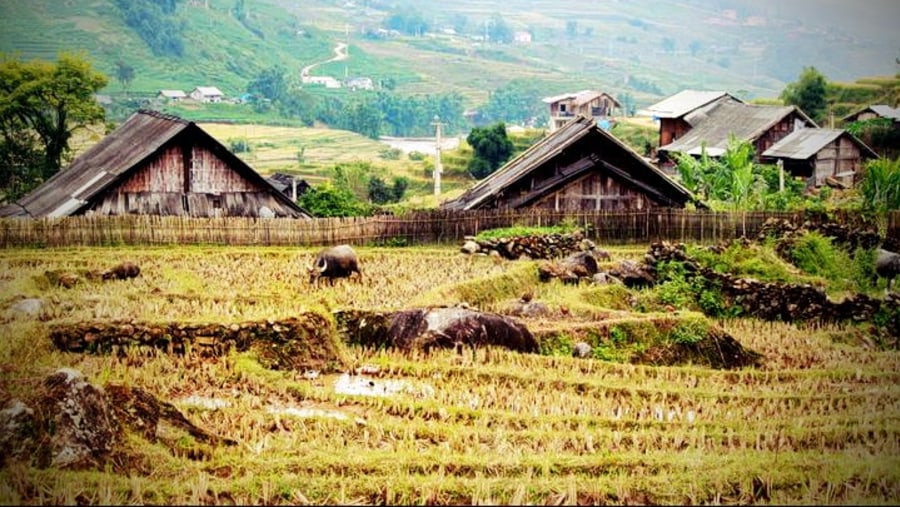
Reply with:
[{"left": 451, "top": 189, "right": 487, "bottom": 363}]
[
  {"left": 532, "top": 172, "right": 650, "bottom": 211},
  {"left": 814, "top": 136, "right": 865, "bottom": 187},
  {"left": 752, "top": 113, "right": 805, "bottom": 156}
]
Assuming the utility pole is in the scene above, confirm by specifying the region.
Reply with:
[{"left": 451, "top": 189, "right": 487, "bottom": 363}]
[{"left": 431, "top": 115, "right": 446, "bottom": 196}]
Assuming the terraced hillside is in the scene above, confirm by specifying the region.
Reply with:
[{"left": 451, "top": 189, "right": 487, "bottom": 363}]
[{"left": 0, "top": 243, "right": 897, "bottom": 504}]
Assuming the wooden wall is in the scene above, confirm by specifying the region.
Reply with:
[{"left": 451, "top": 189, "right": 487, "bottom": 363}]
[
  {"left": 754, "top": 113, "right": 811, "bottom": 156},
  {"left": 86, "top": 140, "right": 297, "bottom": 218},
  {"left": 813, "top": 136, "right": 865, "bottom": 187},
  {"left": 531, "top": 172, "right": 651, "bottom": 211}
]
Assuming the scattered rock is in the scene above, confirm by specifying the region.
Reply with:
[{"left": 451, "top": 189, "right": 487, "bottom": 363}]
[
  {"left": 101, "top": 261, "right": 140, "bottom": 281},
  {"left": 572, "top": 342, "right": 592, "bottom": 358},
  {"left": 8, "top": 298, "right": 44, "bottom": 317},
  {"left": 40, "top": 368, "right": 120, "bottom": 469},
  {"left": 337, "top": 307, "right": 540, "bottom": 354},
  {"left": 0, "top": 400, "right": 37, "bottom": 467}
]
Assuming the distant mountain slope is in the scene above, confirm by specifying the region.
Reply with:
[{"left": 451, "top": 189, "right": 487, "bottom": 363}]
[{"left": 1, "top": 0, "right": 897, "bottom": 110}]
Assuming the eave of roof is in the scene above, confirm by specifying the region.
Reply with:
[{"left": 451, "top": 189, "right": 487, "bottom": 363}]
[
  {"left": 2, "top": 109, "right": 310, "bottom": 218},
  {"left": 761, "top": 128, "right": 878, "bottom": 160},
  {"left": 442, "top": 115, "right": 701, "bottom": 211},
  {"left": 659, "top": 102, "right": 817, "bottom": 154},
  {"left": 644, "top": 90, "right": 739, "bottom": 119}
]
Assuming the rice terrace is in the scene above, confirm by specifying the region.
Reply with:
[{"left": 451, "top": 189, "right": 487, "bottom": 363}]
[{"left": 1, "top": 213, "right": 899, "bottom": 505}]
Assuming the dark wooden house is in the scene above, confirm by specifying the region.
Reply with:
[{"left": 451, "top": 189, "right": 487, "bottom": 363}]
[
  {"left": 267, "top": 172, "right": 311, "bottom": 201},
  {"left": 760, "top": 128, "right": 877, "bottom": 188},
  {"left": 644, "top": 90, "right": 742, "bottom": 148},
  {"left": 656, "top": 101, "right": 818, "bottom": 167},
  {"left": 0, "top": 110, "right": 310, "bottom": 218},
  {"left": 441, "top": 115, "right": 702, "bottom": 212}
]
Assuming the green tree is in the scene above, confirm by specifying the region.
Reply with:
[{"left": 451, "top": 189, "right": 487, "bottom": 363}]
[
  {"left": 391, "top": 176, "right": 409, "bottom": 202},
  {"left": 114, "top": 60, "right": 135, "bottom": 93},
  {"left": 247, "top": 65, "right": 286, "bottom": 102},
  {"left": 480, "top": 79, "right": 548, "bottom": 126},
  {"left": 299, "top": 182, "right": 371, "bottom": 217},
  {"left": 367, "top": 176, "right": 393, "bottom": 204},
  {"left": 0, "top": 53, "right": 108, "bottom": 200},
  {"left": 487, "top": 13, "right": 513, "bottom": 44},
  {"left": 115, "top": 0, "right": 185, "bottom": 57},
  {"left": 466, "top": 123, "right": 514, "bottom": 179},
  {"left": 780, "top": 66, "right": 828, "bottom": 123}
]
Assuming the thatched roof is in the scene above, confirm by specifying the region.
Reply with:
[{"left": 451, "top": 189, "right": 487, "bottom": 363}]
[
  {"left": 658, "top": 101, "right": 817, "bottom": 157},
  {"left": 0, "top": 109, "right": 309, "bottom": 218},
  {"left": 441, "top": 115, "right": 702, "bottom": 211}
]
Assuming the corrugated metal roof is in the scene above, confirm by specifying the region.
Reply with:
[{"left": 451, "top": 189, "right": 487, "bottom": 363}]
[
  {"left": 193, "top": 86, "right": 223, "bottom": 96},
  {"left": 841, "top": 104, "right": 900, "bottom": 123},
  {"left": 644, "top": 90, "right": 739, "bottom": 119},
  {"left": 441, "top": 115, "right": 699, "bottom": 211},
  {"left": 0, "top": 109, "right": 309, "bottom": 218},
  {"left": 869, "top": 105, "right": 900, "bottom": 120},
  {"left": 659, "top": 101, "right": 816, "bottom": 155},
  {"left": 761, "top": 128, "right": 878, "bottom": 160}
]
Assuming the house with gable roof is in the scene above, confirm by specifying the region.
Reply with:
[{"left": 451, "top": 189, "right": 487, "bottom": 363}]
[
  {"left": 642, "top": 90, "right": 743, "bottom": 149},
  {"left": 655, "top": 100, "right": 817, "bottom": 166},
  {"left": 543, "top": 90, "right": 621, "bottom": 132},
  {"left": 760, "top": 128, "right": 877, "bottom": 189},
  {"left": 0, "top": 110, "right": 309, "bottom": 218},
  {"left": 441, "top": 115, "right": 702, "bottom": 212},
  {"left": 189, "top": 86, "right": 225, "bottom": 103}
]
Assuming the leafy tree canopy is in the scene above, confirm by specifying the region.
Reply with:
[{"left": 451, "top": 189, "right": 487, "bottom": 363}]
[
  {"left": 115, "top": 0, "right": 186, "bottom": 57},
  {"left": 466, "top": 122, "right": 514, "bottom": 179},
  {"left": 780, "top": 66, "right": 828, "bottom": 123},
  {"left": 0, "top": 52, "right": 107, "bottom": 202}
]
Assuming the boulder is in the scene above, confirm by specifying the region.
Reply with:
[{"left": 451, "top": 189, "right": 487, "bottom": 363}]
[
  {"left": 40, "top": 368, "right": 120, "bottom": 469},
  {"left": 572, "top": 342, "right": 593, "bottom": 358},
  {"left": 8, "top": 298, "right": 44, "bottom": 317},
  {"left": 338, "top": 307, "right": 540, "bottom": 353}
]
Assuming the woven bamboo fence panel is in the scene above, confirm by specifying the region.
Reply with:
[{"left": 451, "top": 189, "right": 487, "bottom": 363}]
[{"left": 0, "top": 210, "right": 896, "bottom": 248}]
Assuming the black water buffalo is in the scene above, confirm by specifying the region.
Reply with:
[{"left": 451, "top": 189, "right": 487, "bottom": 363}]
[
  {"left": 876, "top": 248, "right": 900, "bottom": 292},
  {"left": 308, "top": 245, "right": 362, "bottom": 286}
]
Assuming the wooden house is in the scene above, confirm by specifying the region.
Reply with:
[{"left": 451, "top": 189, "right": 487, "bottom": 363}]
[
  {"left": 760, "top": 128, "right": 877, "bottom": 189},
  {"left": 841, "top": 104, "right": 900, "bottom": 124},
  {"left": 656, "top": 101, "right": 817, "bottom": 167},
  {"left": 189, "top": 86, "right": 224, "bottom": 103},
  {"left": 643, "top": 90, "right": 742, "bottom": 148},
  {"left": 441, "top": 115, "right": 702, "bottom": 212},
  {"left": 0, "top": 110, "right": 310, "bottom": 218},
  {"left": 267, "top": 172, "right": 310, "bottom": 201},
  {"left": 542, "top": 90, "right": 621, "bottom": 132}
]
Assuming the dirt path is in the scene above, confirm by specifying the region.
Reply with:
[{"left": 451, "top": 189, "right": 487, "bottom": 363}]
[{"left": 301, "top": 42, "right": 348, "bottom": 81}]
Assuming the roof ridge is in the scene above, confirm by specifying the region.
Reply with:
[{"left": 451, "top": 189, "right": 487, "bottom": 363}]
[{"left": 136, "top": 108, "right": 189, "bottom": 124}]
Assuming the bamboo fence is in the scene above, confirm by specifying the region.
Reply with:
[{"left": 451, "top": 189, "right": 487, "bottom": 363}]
[{"left": 0, "top": 209, "right": 896, "bottom": 249}]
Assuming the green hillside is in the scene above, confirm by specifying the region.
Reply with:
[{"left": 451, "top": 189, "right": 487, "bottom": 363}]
[{"left": 2, "top": 0, "right": 897, "bottom": 113}]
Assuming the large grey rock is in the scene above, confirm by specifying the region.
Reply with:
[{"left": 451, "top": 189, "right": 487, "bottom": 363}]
[
  {"left": 460, "top": 240, "right": 480, "bottom": 254},
  {"left": 572, "top": 342, "right": 593, "bottom": 359},
  {"left": 42, "top": 368, "right": 119, "bottom": 469},
  {"left": 9, "top": 298, "right": 44, "bottom": 317},
  {"left": 0, "top": 400, "right": 36, "bottom": 466}
]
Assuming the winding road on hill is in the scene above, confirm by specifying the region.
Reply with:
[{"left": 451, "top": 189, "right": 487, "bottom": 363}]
[{"left": 300, "top": 42, "right": 348, "bottom": 82}]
